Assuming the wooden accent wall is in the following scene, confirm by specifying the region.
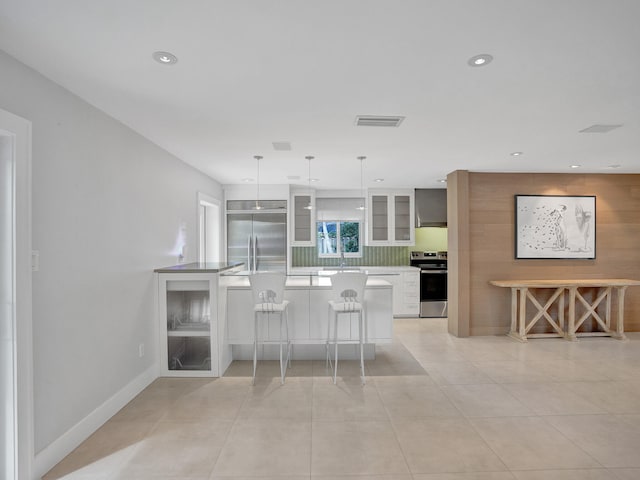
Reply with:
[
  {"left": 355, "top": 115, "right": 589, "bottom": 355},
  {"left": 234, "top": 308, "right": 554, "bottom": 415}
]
[
  {"left": 447, "top": 170, "right": 470, "bottom": 337},
  {"left": 448, "top": 171, "right": 640, "bottom": 336}
]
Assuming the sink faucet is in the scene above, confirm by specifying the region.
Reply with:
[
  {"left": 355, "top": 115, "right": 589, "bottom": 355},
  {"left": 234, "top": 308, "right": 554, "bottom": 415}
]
[{"left": 339, "top": 250, "right": 346, "bottom": 268}]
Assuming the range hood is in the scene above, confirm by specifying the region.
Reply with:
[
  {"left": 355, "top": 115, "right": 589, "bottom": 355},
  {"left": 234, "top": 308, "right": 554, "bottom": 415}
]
[{"left": 415, "top": 188, "right": 447, "bottom": 227}]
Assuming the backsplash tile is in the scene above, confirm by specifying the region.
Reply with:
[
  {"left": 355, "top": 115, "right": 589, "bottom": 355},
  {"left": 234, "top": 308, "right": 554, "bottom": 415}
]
[{"left": 292, "top": 246, "right": 410, "bottom": 267}]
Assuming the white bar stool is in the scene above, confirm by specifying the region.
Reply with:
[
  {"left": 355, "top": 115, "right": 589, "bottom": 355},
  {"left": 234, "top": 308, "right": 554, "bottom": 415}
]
[
  {"left": 326, "top": 271, "right": 368, "bottom": 385},
  {"left": 249, "top": 272, "right": 291, "bottom": 385}
]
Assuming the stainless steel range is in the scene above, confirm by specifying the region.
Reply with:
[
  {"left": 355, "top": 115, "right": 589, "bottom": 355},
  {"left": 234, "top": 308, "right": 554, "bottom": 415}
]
[{"left": 410, "top": 251, "right": 448, "bottom": 318}]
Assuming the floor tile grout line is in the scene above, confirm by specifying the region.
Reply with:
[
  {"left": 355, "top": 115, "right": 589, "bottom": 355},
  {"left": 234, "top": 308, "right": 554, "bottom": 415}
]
[
  {"left": 207, "top": 379, "right": 254, "bottom": 476},
  {"left": 380, "top": 397, "right": 426, "bottom": 476},
  {"left": 538, "top": 413, "right": 610, "bottom": 470}
]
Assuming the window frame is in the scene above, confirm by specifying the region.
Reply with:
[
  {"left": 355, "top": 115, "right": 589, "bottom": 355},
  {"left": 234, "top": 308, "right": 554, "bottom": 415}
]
[{"left": 316, "top": 220, "right": 363, "bottom": 258}]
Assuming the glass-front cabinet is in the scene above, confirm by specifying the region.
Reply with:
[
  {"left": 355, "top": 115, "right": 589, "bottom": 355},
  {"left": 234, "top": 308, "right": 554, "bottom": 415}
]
[
  {"left": 394, "top": 195, "right": 412, "bottom": 242},
  {"left": 370, "top": 195, "right": 389, "bottom": 242},
  {"left": 291, "top": 189, "right": 316, "bottom": 246},
  {"left": 367, "top": 189, "right": 415, "bottom": 246},
  {"left": 158, "top": 274, "right": 219, "bottom": 376}
]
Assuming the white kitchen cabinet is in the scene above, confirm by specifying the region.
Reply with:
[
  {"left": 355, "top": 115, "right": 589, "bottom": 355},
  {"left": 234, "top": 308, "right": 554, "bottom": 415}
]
[
  {"left": 367, "top": 189, "right": 415, "bottom": 246},
  {"left": 157, "top": 273, "right": 220, "bottom": 377},
  {"left": 290, "top": 189, "right": 316, "bottom": 246},
  {"left": 368, "top": 267, "right": 419, "bottom": 317},
  {"left": 399, "top": 270, "right": 420, "bottom": 316},
  {"left": 227, "top": 288, "right": 310, "bottom": 343},
  {"left": 225, "top": 278, "right": 393, "bottom": 345}
]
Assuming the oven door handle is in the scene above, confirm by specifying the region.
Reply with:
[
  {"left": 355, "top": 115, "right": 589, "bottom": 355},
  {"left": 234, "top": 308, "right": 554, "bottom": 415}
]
[{"left": 420, "top": 270, "right": 447, "bottom": 274}]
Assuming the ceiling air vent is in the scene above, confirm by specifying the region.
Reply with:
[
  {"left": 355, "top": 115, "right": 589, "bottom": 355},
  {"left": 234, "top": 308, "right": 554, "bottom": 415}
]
[
  {"left": 355, "top": 115, "right": 405, "bottom": 127},
  {"left": 579, "top": 124, "right": 623, "bottom": 133},
  {"left": 272, "top": 141, "right": 292, "bottom": 151}
]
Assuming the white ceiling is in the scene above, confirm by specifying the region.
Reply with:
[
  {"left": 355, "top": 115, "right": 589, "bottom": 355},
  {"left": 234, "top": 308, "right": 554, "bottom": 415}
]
[{"left": 1, "top": 0, "right": 639, "bottom": 189}]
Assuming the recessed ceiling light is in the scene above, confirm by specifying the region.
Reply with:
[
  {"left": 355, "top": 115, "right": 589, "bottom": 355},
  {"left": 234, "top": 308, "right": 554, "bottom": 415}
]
[
  {"left": 570, "top": 165, "right": 581, "bottom": 169},
  {"left": 309, "top": 178, "right": 320, "bottom": 183},
  {"left": 608, "top": 164, "right": 621, "bottom": 169},
  {"left": 241, "top": 177, "right": 253, "bottom": 182},
  {"left": 510, "top": 151, "right": 523, "bottom": 156},
  {"left": 152, "top": 51, "right": 178, "bottom": 65},
  {"left": 374, "top": 178, "right": 384, "bottom": 183},
  {"left": 467, "top": 54, "right": 493, "bottom": 67},
  {"left": 438, "top": 179, "right": 447, "bottom": 183}
]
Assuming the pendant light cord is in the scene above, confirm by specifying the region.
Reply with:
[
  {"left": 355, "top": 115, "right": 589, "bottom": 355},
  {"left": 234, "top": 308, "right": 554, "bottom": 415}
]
[
  {"left": 254, "top": 155, "right": 263, "bottom": 209},
  {"left": 305, "top": 156, "right": 314, "bottom": 209},
  {"left": 357, "top": 156, "right": 366, "bottom": 210}
]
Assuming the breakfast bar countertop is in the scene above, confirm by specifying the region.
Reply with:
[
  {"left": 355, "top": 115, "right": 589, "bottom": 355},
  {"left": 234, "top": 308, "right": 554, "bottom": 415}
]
[
  {"left": 222, "top": 274, "right": 392, "bottom": 289},
  {"left": 154, "top": 262, "right": 244, "bottom": 273}
]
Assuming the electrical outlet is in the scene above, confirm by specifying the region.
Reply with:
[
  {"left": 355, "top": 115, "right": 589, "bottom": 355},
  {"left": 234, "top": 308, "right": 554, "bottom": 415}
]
[
  {"left": 32, "top": 250, "right": 40, "bottom": 272},
  {"left": 138, "top": 343, "right": 145, "bottom": 358}
]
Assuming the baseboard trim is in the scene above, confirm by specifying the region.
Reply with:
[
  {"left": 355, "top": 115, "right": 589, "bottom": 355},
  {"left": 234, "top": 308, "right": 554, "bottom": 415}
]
[{"left": 33, "top": 365, "right": 157, "bottom": 479}]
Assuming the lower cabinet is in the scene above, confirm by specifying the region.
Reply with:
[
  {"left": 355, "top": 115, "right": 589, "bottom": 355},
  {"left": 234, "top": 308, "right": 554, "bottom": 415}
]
[
  {"left": 227, "top": 289, "right": 311, "bottom": 343},
  {"left": 157, "top": 273, "right": 221, "bottom": 377},
  {"left": 370, "top": 269, "right": 420, "bottom": 317},
  {"left": 226, "top": 284, "right": 393, "bottom": 344},
  {"left": 400, "top": 270, "right": 420, "bottom": 317}
]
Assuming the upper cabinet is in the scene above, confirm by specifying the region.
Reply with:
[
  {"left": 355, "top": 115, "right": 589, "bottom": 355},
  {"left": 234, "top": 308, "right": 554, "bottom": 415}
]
[
  {"left": 367, "top": 189, "right": 414, "bottom": 246},
  {"left": 291, "top": 189, "right": 316, "bottom": 246}
]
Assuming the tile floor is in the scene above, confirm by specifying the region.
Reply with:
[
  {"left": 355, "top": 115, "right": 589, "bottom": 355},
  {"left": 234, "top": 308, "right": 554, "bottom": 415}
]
[{"left": 43, "top": 318, "right": 640, "bottom": 480}]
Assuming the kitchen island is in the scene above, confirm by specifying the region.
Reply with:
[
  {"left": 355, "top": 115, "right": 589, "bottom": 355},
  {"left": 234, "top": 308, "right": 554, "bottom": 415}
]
[
  {"left": 220, "top": 271, "right": 393, "bottom": 361},
  {"left": 156, "top": 264, "right": 393, "bottom": 377}
]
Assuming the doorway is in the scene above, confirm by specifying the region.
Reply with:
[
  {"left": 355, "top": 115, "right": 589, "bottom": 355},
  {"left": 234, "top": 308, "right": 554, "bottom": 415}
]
[
  {"left": 1, "top": 109, "right": 33, "bottom": 480},
  {"left": 1, "top": 134, "right": 16, "bottom": 479},
  {"left": 197, "top": 193, "right": 221, "bottom": 263}
]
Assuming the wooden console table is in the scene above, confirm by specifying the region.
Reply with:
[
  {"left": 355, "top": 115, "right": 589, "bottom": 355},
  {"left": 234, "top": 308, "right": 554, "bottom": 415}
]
[{"left": 489, "top": 279, "right": 640, "bottom": 342}]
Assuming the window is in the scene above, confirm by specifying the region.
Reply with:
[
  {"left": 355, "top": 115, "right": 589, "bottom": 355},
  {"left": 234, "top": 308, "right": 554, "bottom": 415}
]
[{"left": 317, "top": 221, "right": 362, "bottom": 257}]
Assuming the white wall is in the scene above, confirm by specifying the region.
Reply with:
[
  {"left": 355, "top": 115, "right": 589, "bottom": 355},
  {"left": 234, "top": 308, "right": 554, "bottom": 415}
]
[{"left": 0, "top": 49, "right": 223, "bottom": 460}]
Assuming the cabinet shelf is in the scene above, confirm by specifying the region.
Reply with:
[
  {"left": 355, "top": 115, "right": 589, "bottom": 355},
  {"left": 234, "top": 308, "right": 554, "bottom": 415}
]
[{"left": 168, "top": 328, "right": 210, "bottom": 337}]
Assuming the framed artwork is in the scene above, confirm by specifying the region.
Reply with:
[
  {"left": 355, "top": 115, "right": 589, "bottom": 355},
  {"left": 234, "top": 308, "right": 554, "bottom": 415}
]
[{"left": 515, "top": 195, "right": 596, "bottom": 259}]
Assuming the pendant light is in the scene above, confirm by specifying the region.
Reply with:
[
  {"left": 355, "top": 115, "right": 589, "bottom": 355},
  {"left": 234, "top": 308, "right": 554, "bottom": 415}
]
[
  {"left": 356, "top": 156, "right": 366, "bottom": 210},
  {"left": 304, "top": 155, "right": 314, "bottom": 210},
  {"left": 254, "top": 155, "right": 263, "bottom": 210}
]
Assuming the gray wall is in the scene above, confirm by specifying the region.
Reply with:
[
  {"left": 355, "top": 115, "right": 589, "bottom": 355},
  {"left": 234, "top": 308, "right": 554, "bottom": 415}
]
[{"left": 0, "top": 49, "right": 223, "bottom": 453}]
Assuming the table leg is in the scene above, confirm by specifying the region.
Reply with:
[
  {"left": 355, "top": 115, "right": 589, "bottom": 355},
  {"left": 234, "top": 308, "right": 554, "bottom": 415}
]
[
  {"left": 613, "top": 286, "right": 628, "bottom": 340},
  {"left": 566, "top": 286, "right": 578, "bottom": 341},
  {"left": 518, "top": 288, "right": 528, "bottom": 342},
  {"left": 508, "top": 288, "right": 528, "bottom": 342},
  {"left": 559, "top": 289, "right": 565, "bottom": 332},
  {"left": 510, "top": 288, "right": 517, "bottom": 335},
  {"left": 606, "top": 287, "right": 612, "bottom": 331}
]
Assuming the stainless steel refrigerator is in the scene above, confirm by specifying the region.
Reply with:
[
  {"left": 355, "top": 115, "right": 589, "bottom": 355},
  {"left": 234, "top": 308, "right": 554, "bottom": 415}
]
[{"left": 226, "top": 200, "right": 287, "bottom": 273}]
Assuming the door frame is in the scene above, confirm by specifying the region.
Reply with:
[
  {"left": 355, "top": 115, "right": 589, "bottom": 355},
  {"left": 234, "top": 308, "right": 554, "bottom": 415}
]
[
  {"left": 196, "top": 192, "right": 221, "bottom": 263},
  {"left": 0, "top": 108, "right": 33, "bottom": 480}
]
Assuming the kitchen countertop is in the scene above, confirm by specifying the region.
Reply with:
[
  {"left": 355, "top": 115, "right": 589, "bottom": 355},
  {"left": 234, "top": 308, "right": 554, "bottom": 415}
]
[
  {"left": 154, "top": 262, "right": 244, "bottom": 273},
  {"left": 288, "top": 266, "right": 419, "bottom": 275},
  {"left": 222, "top": 275, "right": 392, "bottom": 289},
  {"left": 155, "top": 264, "right": 418, "bottom": 274}
]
